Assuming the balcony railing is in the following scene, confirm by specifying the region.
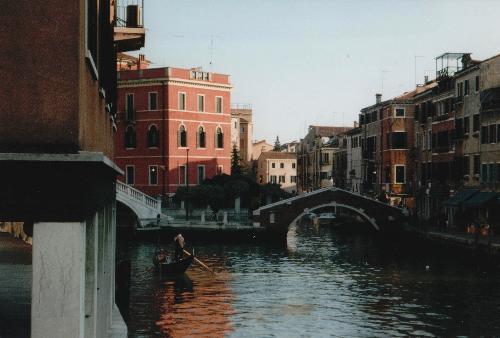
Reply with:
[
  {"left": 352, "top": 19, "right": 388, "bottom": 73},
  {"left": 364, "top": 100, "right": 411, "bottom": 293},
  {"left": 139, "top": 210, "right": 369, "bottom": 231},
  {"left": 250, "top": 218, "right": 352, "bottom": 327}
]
[
  {"left": 113, "top": 0, "right": 145, "bottom": 52},
  {"left": 115, "top": 0, "right": 144, "bottom": 28}
]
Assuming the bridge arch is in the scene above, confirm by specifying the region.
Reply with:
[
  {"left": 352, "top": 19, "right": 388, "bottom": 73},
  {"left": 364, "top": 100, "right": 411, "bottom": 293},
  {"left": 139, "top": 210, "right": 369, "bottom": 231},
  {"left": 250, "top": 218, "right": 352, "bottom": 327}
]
[
  {"left": 116, "top": 199, "right": 141, "bottom": 228},
  {"left": 288, "top": 202, "right": 380, "bottom": 231}
]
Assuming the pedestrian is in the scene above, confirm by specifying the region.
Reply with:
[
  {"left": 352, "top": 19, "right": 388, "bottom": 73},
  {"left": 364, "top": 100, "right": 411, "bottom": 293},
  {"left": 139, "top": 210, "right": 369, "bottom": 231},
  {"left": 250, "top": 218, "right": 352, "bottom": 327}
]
[{"left": 173, "top": 233, "right": 185, "bottom": 262}]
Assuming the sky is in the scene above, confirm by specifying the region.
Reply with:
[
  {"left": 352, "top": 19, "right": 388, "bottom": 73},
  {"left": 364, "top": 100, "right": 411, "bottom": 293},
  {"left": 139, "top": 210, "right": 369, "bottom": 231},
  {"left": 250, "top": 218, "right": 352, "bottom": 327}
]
[{"left": 135, "top": 0, "right": 500, "bottom": 143}]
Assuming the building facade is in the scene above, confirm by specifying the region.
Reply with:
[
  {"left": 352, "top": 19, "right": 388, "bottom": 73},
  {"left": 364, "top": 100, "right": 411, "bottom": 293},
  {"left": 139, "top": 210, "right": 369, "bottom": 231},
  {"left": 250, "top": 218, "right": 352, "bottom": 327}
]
[
  {"left": 346, "top": 127, "right": 363, "bottom": 193},
  {"left": 115, "top": 66, "right": 232, "bottom": 197},
  {"left": 0, "top": 0, "right": 144, "bottom": 336},
  {"left": 257, "top": 152, "right": 298, "bottom": 193},
  {"left": 230, "top": 104, "right": 253, "bottom": 162}
]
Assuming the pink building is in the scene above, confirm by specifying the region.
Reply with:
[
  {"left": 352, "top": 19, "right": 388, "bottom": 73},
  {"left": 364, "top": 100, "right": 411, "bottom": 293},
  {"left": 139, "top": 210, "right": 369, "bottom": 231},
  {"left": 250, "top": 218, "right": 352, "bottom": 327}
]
[{"left": 115, "top": 65, "right": 232, "bottom": 197}]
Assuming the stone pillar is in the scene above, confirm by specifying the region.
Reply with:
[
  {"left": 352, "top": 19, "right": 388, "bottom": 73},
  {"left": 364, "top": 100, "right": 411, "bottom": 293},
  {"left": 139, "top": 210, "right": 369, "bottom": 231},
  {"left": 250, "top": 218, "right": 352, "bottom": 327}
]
[
  {"left": 201, "top": 211, "right": 205, "bottom": 223},
  {"left": 31, "top": 222, "right": 86, "bottom": 338},
  {"left": 223, "top": 212, "right": 228, "bottom": 225},
  {"left": 85, "top": 215, "right": 98, "bottom": 338}
]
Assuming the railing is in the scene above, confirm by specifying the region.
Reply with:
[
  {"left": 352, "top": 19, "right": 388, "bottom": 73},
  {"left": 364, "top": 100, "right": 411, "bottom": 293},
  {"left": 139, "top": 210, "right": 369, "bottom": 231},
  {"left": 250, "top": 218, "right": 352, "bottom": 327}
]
[
  {"left": 116, "top": 180, "right": 160, "bottom": 211},
  {"left": 115, "top": 0, "right": 144, "bottom": 28}
]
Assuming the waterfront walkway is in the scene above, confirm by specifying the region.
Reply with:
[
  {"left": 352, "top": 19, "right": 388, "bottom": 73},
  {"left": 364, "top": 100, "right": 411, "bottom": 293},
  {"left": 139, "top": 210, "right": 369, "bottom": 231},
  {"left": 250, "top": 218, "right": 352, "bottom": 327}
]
[
  {"left": 417, "top": 225, "right": 500, "bottom": 253},
  {"left": 0, "top": 232, "right": 32, "bottom": 337}
]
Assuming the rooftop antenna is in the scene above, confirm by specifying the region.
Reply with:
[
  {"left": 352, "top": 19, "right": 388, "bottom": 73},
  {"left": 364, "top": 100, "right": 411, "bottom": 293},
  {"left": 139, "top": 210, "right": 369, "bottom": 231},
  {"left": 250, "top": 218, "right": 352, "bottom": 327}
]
[{"left": 209, "top": 35, "right": 214, "bottom": 69}]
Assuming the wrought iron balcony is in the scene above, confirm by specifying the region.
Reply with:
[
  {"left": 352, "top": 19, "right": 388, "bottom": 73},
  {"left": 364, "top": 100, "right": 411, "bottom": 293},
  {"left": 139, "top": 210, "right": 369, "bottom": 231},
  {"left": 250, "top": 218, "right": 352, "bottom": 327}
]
[{"left": 113, "top": 0, "right": 145, "bottom": 52}]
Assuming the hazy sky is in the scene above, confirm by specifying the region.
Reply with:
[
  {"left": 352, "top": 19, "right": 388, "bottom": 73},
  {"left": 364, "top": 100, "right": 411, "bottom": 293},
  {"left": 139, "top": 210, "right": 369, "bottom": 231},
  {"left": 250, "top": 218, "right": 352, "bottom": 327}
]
[{"left": 136, "top": 0, "right": 500, "bottom": 143}]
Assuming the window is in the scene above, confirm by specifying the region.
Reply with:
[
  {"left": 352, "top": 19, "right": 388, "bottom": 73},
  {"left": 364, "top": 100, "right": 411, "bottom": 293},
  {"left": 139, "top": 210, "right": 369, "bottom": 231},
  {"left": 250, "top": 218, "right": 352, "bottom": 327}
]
[
  {"left": 125, "top": 126, "right": 136, "bottom": 148},
  {"left": 473, "top": 155, "right": 480, "bottom": 175},
  {"left": 481, "top": 163, "right": 488, "bottom": 183},
  {"left": 481, "top": 126, "right": 488, "bottom": 144},
  {"left": 270, "top": 175, "right": 277, "bottom": 183},
  {"left": 464, "top": 116, "right": 470, "bottom": 134},
  {"left": 125, "top": 93, "right": 134, "bottom": 120},
  {"left": 149, "top": 165, "right": 158, "bottom": 185},
  {"left": 125, "top": 166, "right": 135, "bottom": 185},
  {"left": 464, "top": 156, "right": 470, "bottom": 176},
  {"left": 464, "top": 79, "right": 470, "bottom": 96},
  {"left": 179, "top": 165, "right": 186, "bottom": 185},
  {"left": 217, "top": 165, "right": 223, "bottom": 175},
  {"left": 457, "top": 82, "right": 463, "bottom": 98},
  {"left": 473, "top": 114, "right": 480, "bottom": 132},
  {"left": 322, "top": 153, "right": 330, "bottom": 164},
  {"left": 290, "top": 176, "right": 297, "bottom": 183},
  {"left": 197, "top": 165, "right": 205, "bottom": 184},
  {"left": 455, "top": 118, "right": 463, "bottom": 137},
  {"left": 395, "top": 165, "right": 405, "bottom": 184},
  {"left": 216, "top": 97, "right": 222, "bottom": 114},
  {"left": 320, "top": 172, "right": 328, "bottom": 180},
  {"left": 395, "top": 108, "right": 405, "bottom": 117},
  {"left": 241, "top": 126, "right": 245, "bottom": 132},
  {"left": 279, "top": 175, "right": 286, "bottom": 183},
  {"left": 292, "top": 163, "right": 296, "bottom": 169},
  {"left": 489, "top": 124, "right": 497, "bottom": 143},
  {"left": 178, "top": 125, "right": 187, "bottom": 147},
  {"left": 489, "top": 163, "right": 496, "bottom": 183},
  {"left": 197, "top": 95, "right": 204, "bottom": 112},
  {"left": 387, "top": 132, "right": 408, "bottom": 149},
  {"left": 475, "top": 75, "right": 480, "bottom": 92},
  {"left": 280, "top": 163, "right": 284, "bottom": 169},
  {"left": 272, "top": 163, "right": 276, "bottom": 168},
  {"left": 179, "top": 92, "right": 186, "bottom": 110},
  {"left": 197, "top": 126, "right": 206, "bottom": 148},
  {"left": 234, "top": 121, "right": 237, "bottom": 129},
  {"left": 216, "top": 127, "right": 224, "bottom": 148},
  {"left": 86, "top": 0, "right": 98, "bottom": 75},
  {"left": 149, "top": 92, "right": 158, "bottom": 110},
  {"left": 147, "top": 125, "right": 159, "bottom": 148}
]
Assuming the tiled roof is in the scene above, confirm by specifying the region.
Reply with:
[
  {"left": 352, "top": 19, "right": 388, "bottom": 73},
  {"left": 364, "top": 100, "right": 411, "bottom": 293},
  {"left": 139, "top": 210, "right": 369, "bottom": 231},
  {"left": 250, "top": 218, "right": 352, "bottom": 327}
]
[{"left": 258, "top": 151, "right": 297, "bottom": 161}]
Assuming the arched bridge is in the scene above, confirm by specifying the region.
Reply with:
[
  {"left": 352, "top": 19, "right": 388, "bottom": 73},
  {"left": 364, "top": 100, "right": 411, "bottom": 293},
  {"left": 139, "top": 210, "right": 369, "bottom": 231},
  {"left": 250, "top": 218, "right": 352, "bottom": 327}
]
[
  {"left": 116, "top": 180, "right": 162, "bottom": 227},
  {"left": 253, "top": 187, "right": 408, "bottom": 238}
]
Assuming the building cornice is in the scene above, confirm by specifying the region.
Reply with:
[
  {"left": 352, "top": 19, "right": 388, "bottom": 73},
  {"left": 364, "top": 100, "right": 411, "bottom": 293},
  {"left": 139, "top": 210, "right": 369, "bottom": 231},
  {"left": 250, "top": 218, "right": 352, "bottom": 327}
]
[{"left": 118, "top": 77, "right": 232, "bottom": 91}]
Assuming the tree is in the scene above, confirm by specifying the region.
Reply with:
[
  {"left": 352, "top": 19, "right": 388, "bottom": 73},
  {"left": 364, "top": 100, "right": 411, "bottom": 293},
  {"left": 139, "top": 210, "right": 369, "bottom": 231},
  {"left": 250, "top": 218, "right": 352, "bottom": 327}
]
[
  {"left": 273, "top": 135, "right": 281, "bottom": 151},
  {"left": 231, "top": 144, "right": 242, "bottom": 175}
]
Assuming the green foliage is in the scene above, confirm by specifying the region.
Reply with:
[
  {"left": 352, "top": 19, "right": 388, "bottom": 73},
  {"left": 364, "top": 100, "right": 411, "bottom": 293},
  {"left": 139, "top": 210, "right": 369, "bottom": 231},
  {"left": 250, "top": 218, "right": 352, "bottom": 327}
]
[
  {"left": 231, "top": 144, "right": 241, "bottom": 175},
  {"left": 273, "top": 135, "right": 281, "bottom": 151}
]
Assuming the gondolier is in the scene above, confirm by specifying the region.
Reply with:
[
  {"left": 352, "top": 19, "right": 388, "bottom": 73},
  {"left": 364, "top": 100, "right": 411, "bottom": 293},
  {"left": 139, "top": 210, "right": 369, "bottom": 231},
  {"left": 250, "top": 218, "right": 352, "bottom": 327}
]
[{"left": 174, "top": 233, "right": 185, "bottom": 262}]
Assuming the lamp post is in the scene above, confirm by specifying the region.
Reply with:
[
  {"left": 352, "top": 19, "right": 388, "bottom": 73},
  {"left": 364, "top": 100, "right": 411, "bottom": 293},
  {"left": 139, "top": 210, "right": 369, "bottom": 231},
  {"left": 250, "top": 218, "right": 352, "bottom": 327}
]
[{"left": 185, "top": 148, "right": 189, "bottom": 221}]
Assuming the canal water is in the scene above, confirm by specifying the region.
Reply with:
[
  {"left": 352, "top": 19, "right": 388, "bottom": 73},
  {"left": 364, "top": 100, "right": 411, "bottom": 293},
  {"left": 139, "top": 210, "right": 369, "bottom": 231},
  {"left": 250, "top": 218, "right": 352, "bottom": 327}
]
[{"left": 117, "top": 223, "right": 500, "bottom": 337}]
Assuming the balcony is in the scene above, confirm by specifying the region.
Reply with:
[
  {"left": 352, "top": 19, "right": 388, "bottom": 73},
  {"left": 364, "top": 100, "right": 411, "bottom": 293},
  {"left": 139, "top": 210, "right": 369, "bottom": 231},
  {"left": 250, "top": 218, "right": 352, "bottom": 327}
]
[{"left": 114, "top": 0, "right": 145, "bottom": 52}]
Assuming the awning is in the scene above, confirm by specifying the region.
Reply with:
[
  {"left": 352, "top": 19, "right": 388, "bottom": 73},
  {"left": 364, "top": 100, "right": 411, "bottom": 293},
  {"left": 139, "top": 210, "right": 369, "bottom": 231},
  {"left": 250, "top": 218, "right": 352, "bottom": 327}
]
[
  {"left": 443, "top": 189, "right": 479, "bottom": 207},
  {"left": 463, "top": 192, "right": 498, "bottom": 208}
]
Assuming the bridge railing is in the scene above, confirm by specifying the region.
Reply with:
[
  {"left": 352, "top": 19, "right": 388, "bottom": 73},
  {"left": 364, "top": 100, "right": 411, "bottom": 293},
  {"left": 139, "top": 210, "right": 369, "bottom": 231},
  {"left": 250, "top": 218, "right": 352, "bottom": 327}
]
[{"left": 116, "top": 181, "right": 161, "bottom": 212}]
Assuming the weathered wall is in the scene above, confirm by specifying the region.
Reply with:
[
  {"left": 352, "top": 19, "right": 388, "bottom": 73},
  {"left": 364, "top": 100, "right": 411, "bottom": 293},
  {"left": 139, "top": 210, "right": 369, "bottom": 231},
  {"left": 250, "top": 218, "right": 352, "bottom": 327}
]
[{"left": 0, "top": 1, "right": 113, "bottom": 156}]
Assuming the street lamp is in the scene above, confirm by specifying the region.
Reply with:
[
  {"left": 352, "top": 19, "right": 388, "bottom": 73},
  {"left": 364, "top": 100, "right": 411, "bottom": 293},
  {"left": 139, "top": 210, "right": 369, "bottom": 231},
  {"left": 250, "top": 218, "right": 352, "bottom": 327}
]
[{"left": 185, "top": 148, "right": 190, "bottom": 221}]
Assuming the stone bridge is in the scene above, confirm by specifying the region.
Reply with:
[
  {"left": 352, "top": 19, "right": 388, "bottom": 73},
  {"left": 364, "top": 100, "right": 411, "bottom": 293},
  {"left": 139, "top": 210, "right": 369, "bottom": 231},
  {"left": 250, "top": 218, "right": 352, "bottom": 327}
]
[
  {"left": 253, "top": 187, "right": 408, "bottom": 239},
  {"left": 116, "top": 180, "right": 162, "bottom": 227}
]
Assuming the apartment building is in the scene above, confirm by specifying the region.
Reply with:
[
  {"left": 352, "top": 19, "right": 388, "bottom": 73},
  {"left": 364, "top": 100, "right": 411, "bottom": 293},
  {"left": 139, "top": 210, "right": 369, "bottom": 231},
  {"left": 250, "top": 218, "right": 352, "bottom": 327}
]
[
  {"left": 115, "top": 66, "right": 232, "bottom": 197},
  {"left": 257, "top": 152, "right": 298, "bottom": 193},
  {"left": 297, "top": 125, "right": 351, "bottom": 192},
  {"left": 346, "top": 127, "right": 363, "bottom": 192},
  {"left": 231, "top": 104, "right": 253, "bottom": 162}
]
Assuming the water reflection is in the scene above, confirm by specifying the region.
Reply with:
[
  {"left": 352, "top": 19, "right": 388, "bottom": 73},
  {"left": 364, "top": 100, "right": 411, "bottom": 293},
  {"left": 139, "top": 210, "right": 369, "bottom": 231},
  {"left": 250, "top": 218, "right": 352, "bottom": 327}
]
[{"left": 120, "top": 221, "right": 500, "bottom": 337}]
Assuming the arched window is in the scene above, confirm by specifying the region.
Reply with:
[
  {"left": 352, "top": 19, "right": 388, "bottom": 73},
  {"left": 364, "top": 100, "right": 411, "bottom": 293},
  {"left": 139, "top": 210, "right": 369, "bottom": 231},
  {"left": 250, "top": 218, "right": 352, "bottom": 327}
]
[
  {"left": 125, "top": 125, "right": 136, "bottom": 148},
  {"left": 147, "top": 125, "right": 159, "bottom": 147},
  {"left": 197, "top": 126, "right": 206, "bottom": 148},
  {"left": 178, "top": 125, "right": 187, "bottom": 147},
  {"left": 216, "top": 127, "right": 224, "bottom": 148}
]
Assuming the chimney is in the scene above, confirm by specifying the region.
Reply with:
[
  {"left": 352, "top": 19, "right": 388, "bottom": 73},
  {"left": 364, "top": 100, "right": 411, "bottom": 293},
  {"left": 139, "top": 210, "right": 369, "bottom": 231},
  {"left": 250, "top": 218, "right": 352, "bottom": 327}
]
[
  {"left": 424, "top": 75, "right": 429, "bottom": 83},
  {"left": 354, "top": 121, "right": 359, "bottom": 128},
  {"left": 376, "top": 93, "right": 382, "bottom": 104}
]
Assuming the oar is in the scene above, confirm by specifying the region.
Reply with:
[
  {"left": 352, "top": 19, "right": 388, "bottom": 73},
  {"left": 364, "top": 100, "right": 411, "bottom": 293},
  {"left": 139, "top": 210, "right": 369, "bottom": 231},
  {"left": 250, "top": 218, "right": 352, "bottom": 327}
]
[{"left": 183, "top": 249, "right": 216, "bottom": 274}]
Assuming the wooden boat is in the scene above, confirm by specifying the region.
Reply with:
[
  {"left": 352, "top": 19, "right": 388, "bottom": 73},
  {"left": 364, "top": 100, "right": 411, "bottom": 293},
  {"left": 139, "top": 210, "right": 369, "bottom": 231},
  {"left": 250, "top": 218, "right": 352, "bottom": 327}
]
[{"left": 153, "top": 250, "right": 194, "bottom": 276}]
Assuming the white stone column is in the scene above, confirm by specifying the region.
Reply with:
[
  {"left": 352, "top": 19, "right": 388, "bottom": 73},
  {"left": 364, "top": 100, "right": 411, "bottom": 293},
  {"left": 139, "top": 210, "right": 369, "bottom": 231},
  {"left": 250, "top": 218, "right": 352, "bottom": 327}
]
[
  {"left": 31, "top": 222, "right": 86, "bottom": 338},
  {"left": 85, "top": 214, "right": 98, "bottom": 338}
]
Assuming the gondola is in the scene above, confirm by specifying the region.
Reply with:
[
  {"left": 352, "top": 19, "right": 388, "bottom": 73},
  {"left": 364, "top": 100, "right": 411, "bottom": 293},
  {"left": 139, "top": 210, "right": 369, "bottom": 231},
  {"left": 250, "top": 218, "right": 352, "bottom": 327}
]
[{"left": 153, "top": 250, "right": 194, "bottom": 276}]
